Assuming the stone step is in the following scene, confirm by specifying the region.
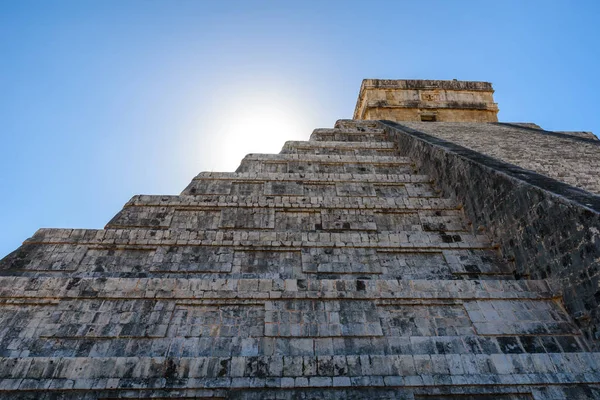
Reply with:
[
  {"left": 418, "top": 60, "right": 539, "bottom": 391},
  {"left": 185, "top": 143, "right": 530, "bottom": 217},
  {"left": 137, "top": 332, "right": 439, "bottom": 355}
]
[
  {"left": 236, "top": 159, "right": 414, "bottom": 175},
  {"left": 181, "top": 172, "right": 432, "bottom": 196},
  {"left": 5, "top": 228, "right": 496, "bottom": 276},
  {"left": 182, "top": 179, "right": 440, "bottom": 198},
  {"left": 20, "top": 228, "right": 493, "bottom": 248},
  {"left": 235, "top": 152, "right": 413, "bottom": 174},
  {"left": 0, "top": 353, "right": 598, "bottom": 388},
  {"left": 0, "top": 385, "right": 593, "bottom": 400},
  {"left": 2, "top": 243, "right": 509, "bottom": 279},
  {"left": 107, "top": 206, "right": 469, "bottom": 232},
  {"left": 0, "top": 335, "right": 588, "bottom": 358},
  {"left": 241, "top": 153, "right": 410, "bottom": 163},
  {"left": 333, "top": 121, "right": 383, "bottom": 129},
  {"left": 4, "top": 270, "right": 514, "bottom": 281},
  {"left": 0, "top": 277, "right": 554, "bottom": 300},
  {"left": 284, "top": 140, "right": 396, "bottom": 149},
  {"left": 190, "top": 171, "right": 429, "bottom": 183},
  {"left": 334, "top": 119, "right": 382, "bottom": 130},
  {"left": 309, "top": 128, "right": 388, "bottom": 142},
  {"left": 0, "top": 276, "right": 586, "bottom": 369},
  {"left": 122, "top": 194, "right": 460, "bottom": 210},
  {"left": 281, "top": 140, "right": 397, "bottom": 156},
  {"left": 0, "top": 282, "right": 581, "bottom": 351}
]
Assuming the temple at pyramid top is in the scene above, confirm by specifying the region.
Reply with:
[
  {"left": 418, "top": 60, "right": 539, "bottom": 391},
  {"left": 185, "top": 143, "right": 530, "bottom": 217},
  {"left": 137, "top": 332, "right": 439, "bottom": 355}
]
[{"left": 353, "top": 79, "right": 499, "bottom": 122}]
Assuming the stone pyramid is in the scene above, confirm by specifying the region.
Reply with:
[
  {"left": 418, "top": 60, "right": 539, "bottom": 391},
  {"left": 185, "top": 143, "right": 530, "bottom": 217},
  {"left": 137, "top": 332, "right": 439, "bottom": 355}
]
[{"left": 1, "top": 80, "right": 599, "bottom": 399}]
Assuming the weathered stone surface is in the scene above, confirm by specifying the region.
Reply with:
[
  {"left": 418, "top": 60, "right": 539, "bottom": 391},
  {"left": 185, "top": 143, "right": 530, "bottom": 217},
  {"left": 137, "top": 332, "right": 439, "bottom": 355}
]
[
  {"left": 354, "top": 79, "right": 499, "bottom": 122},
  {"left": 398, "top": 121, "right": 600, "bottom": 195},
  {"left": 0, "top": 80, "right": 599, "bottom": 398},
  {"left": 380, "top": 119, "right": 600, "bottom": 352}
]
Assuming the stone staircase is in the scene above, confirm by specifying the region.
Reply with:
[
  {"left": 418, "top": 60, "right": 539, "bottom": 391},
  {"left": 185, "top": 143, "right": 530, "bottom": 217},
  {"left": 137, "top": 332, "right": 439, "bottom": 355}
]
[{"left": 0, "top": 120, "right": 598, "bottom": 399}]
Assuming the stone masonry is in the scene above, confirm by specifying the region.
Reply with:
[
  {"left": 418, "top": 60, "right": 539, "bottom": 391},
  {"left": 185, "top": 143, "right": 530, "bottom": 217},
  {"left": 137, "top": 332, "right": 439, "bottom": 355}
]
[
  {"left": 354, "top": 79, "right": 499, "bottom": 122},
  {"left": 394, "top": 122, "right": 600, "bottom": 195},
  {"left": 0, "top": 80, "right": 599, "bottom": 399}
]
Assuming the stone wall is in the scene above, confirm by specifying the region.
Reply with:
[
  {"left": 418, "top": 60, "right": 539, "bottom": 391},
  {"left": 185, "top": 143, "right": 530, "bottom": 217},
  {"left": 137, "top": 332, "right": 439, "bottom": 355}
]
[
  {"left": 397, "top": 121, "right": 600, "bottom": 195},
  {"left": 380, "top": 120, "right": 600, "bottom": 347}
]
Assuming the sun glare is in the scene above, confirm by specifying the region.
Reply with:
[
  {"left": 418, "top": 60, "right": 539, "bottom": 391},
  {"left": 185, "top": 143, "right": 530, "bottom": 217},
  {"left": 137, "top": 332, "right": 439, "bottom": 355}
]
[
  {"left": 226, "top": 106, "right": 298, "bottom": 156},
  {"left": 195, "top": 86, "right": 313, "bottom": 173}
]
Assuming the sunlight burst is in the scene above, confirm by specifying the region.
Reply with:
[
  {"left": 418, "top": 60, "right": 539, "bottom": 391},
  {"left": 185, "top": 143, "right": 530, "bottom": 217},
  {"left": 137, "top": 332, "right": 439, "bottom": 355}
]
[{"left": 196, "top": 86, "right": 313, "bottom": 173}]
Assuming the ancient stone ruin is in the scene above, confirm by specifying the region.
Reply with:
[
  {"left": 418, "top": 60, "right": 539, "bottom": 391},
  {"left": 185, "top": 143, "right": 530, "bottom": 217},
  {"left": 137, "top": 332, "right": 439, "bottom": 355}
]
[{"left": 0, "top": 79, "right": 599, "bottom": 399}]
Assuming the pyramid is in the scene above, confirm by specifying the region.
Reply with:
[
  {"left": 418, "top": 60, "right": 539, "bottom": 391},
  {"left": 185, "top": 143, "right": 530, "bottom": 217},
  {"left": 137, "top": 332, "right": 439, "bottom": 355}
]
[{"left": 0, "top": 80, "right": 599, "bottom": 399}]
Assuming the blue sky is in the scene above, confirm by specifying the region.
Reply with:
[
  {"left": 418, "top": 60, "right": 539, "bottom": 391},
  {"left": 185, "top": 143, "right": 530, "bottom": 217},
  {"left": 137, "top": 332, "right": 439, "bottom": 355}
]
[{"left": 1, "top": 0, "right": 599, "bottom": 258}]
